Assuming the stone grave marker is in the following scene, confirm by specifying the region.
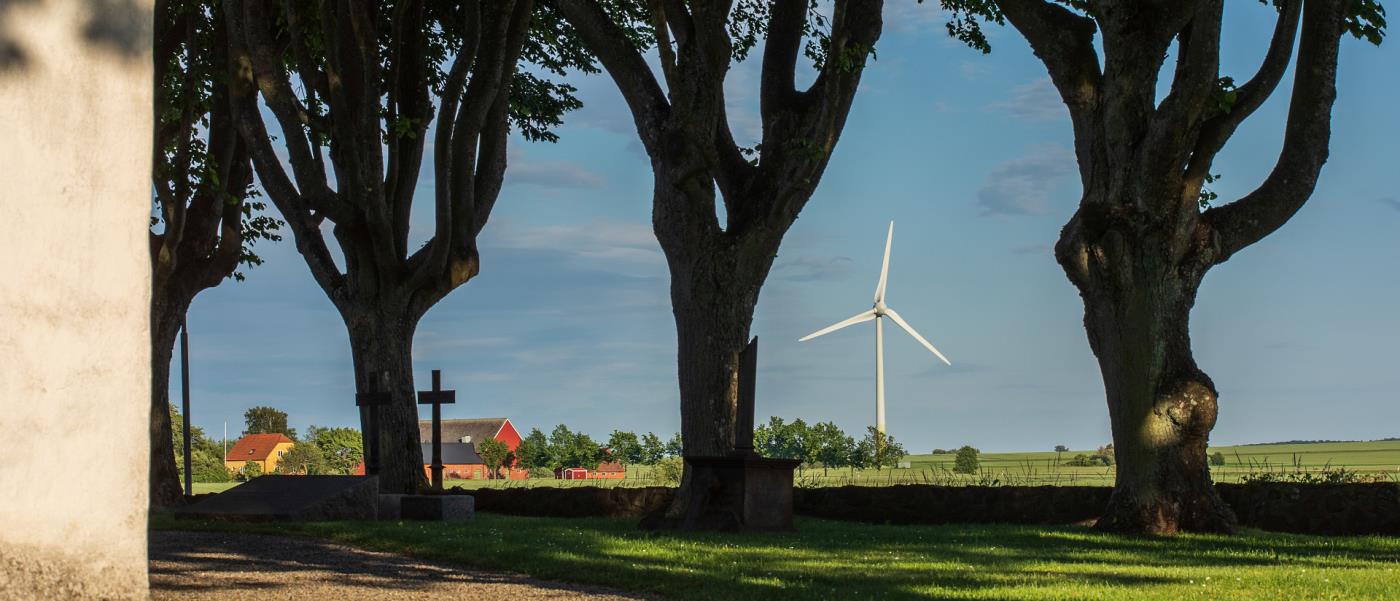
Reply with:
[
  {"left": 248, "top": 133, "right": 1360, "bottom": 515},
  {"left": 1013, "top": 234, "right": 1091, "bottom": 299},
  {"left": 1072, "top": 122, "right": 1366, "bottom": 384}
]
[{"left": 174, "top": 475, "right": 379, "bottom": 522}]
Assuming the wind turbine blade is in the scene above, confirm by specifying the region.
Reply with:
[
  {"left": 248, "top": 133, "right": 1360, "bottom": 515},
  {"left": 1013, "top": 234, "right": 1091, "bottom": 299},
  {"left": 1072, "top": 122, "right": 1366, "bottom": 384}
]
[
  {"left": 883, "top": 308, "right": 952, "bottom": 365},
  {"left": 874, "top": 221, "right": 893, "bottom": 303},
  {"left": 799, "top": 309, "right": 877, "bottom": 342}
]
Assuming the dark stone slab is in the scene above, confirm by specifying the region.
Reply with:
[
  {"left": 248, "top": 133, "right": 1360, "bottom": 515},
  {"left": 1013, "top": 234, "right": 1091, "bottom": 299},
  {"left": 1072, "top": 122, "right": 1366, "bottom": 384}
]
[
  {"left": 399, "top": 495, "right": 474, "bottom": 521},
  {"left": 377, "top": 494, "right": 405, "bottom": 520},
  {"left": 174, "top": 476, "right": 378, "bottom": 522},
  {"left": 462, "top": 487, "right": 674, "bottom": 518},
  {"left": 640, "top": 455, "right": 801, "bottom": 532}
]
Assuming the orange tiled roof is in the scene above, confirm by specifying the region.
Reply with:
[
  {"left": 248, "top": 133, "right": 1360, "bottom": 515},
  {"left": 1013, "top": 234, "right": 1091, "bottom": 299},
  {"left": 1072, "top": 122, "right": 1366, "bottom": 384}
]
[{"left": 228, "top": 433, "right": 293, "bottom": 461}]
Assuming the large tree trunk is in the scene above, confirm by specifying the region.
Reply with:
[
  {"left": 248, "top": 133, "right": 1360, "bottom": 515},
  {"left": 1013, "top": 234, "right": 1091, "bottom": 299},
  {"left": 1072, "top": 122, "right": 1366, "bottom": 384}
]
[
  {"left": 148, "top": 302, "right": 186, "bottom": 509},
  {"left": 1064, "top": 232, "right": 1237, "bottom": 534},
  {"left": 344, "top": 305, "right": 427, "bottom": 494},
  {"left": 655, "top": 187, "right": 779, "bottom": 522}
]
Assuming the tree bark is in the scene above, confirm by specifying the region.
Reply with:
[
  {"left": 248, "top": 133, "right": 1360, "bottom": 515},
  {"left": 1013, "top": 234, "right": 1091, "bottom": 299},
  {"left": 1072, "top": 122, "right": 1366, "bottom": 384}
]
[
  {"left": 1062, "top": 230, "right": 1236, "bottom": 534},
  {"left": 553, "top": 0, "right": 883, "bottom": 529},
  {"left": 148, "top": 303, "right": 186, "bottom": 509},
  {"left": 992, "top": 0, "right": 1354, "bottom": 535},
  {"left": 343, "top": 304, "right": 427, "bottom": 494}
]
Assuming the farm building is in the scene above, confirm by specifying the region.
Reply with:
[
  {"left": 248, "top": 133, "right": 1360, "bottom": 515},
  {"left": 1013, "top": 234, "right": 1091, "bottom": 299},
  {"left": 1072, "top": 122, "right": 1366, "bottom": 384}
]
[
  {"left": 224, "top": 433, "right": 295, "bottom": 475},
  {"left": 354, "top": 418, "right": 527, "bottom": 479},
  {"left": 419, "top": 441, "right": 525, "bottom": 480},
  {"left": 557, "top": 462, "right": 626, "bottom": 480}
]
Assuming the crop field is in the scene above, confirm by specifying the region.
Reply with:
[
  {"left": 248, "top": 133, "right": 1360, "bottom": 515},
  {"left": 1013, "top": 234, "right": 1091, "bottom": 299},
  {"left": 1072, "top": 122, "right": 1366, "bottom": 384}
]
[{"left": 186, "top": 439, "right": 1400, "bottom": 494}]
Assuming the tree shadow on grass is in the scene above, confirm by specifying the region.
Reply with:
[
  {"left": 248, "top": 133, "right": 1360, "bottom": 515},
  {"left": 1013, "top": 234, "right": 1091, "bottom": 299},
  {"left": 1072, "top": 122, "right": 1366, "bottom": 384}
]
[{"left": 153, "top": 514, "right": 1399, "bottom": 601}]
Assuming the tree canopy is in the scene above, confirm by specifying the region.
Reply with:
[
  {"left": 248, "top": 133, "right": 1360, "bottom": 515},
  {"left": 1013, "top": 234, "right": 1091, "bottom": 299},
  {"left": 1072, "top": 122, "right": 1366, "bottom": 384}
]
[{"left": 243, "top": 405, "right": 295, "bottom": 440}]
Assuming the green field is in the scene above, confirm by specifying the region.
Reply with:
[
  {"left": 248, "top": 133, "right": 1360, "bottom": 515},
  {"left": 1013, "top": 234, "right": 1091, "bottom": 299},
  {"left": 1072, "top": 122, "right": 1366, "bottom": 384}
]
[
  {"left": 154, "top": 513, "right": 1400, "bottom": 600},
  {"left": 186, "top": 440, "right": 1400, "bottom": 494}
]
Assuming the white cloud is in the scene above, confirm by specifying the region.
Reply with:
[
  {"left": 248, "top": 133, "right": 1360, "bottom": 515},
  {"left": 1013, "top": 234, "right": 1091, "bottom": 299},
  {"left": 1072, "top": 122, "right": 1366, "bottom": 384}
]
[
  {"left": 482, "top": 220, "right": 664, "bottom": 268},
  {"left": 977, "top": 145, "right": 1077, "bottom": 216},
  {"left": 506, "top": 144, "right": 606, "bottom": 189},
  {"left": 884, "top": 1, "right": 948, "bottom": 33},
  {"left": 993, "top": 77, "right": 1067, "bottom": 122},
  {"left": 774, "top": 255, "right": 855, "bottom": 282},
  {"left": 507, "top": 159, "right": 607, "bottom": 189}
]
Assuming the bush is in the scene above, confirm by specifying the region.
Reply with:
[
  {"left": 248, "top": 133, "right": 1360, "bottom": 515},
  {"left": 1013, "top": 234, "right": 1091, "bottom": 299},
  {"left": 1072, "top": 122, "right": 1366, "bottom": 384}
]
[
  {"left": 236, "top": 460, "right": 263, "bottom": 482},
  {"left": 654, "top": 456, "right": 683, "bottom": 487},
  {"left": 1089, "top": 453, "right": 1113, "bottom": 467},
  {"left": 276, "top": 442, "right": 327, "bottom": 475},
  {"left": 953, "top": 446, "right": 980, "bottom": 474},
  {"left": 931, "top": 448, "right": 950, "bottom": 455},
  {"left": 191, "top": 450, "right": 231, "bottom": 483},
  {"left": 1210, "top": 452, "right": 1226, "bottom": 466},
  {"left": 1064, "top": 454, "right": 1092, "bottom": 467}
]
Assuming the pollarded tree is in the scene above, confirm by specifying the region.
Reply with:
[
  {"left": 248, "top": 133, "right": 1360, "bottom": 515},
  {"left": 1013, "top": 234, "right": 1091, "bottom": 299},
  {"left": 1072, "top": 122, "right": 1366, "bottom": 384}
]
[
  {"left": 550, "top": 0, "right": 884, "bottom": 524},
  {"left": 224, "top": 1, "right": 589, "bottom": 492},
  {"left": 148, "top": 0, "right": 281, "bottom": 510},
  {"left": 943, "top": 0, "right": 1385, "bottom": 533}
]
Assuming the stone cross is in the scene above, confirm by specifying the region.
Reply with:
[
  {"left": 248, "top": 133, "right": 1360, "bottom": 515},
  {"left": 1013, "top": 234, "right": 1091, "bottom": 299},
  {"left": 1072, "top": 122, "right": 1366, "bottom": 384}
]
[
  {"left": 416, "top": 369, "right": 456, "bottom": 491},
  {"left": 355, "top": 371, "right": 392, "bottom": 476},
  {"left": 733, "top": 337, "right": 758, "bottom": 456}
]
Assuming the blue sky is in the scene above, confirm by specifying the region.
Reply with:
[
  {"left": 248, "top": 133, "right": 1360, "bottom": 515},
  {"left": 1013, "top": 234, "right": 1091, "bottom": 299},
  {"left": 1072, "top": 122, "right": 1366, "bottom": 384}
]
[{"left": 177, "top": 4, "right": 1400, "bottom": 453}]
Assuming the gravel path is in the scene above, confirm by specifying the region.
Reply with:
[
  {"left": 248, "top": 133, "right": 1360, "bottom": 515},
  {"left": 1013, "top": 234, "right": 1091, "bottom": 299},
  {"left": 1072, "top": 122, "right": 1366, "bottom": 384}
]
[{"left": 149, "top": 530, "right": 658, "bottom": 600}]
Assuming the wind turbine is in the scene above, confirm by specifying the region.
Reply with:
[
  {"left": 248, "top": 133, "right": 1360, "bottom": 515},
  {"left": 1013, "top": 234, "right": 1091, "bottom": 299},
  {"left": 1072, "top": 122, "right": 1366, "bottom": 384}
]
[{"left": 799, "top": 221, "right": 951, "bottom": 437}]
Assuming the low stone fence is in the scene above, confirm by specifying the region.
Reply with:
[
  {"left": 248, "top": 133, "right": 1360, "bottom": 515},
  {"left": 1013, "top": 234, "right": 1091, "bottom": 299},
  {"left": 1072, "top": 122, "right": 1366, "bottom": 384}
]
[
  {"left": 460, "top": 486, "right": 673, "bottom": 518},
  {"left": 794, "top": 485, "right": 1111, "bottom": 525},
  {"left": 1216, "top": 482, "right": 1400, "bottom": 536},
  {"left": 453, "top": 482, "right": 1400, "bottom": 536}
]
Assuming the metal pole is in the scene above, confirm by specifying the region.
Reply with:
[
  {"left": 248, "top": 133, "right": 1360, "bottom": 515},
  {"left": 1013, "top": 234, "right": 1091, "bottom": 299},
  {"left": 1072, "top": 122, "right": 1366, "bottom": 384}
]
[{"left": 180, "top": 317, "right": 192, "bottom": 497}]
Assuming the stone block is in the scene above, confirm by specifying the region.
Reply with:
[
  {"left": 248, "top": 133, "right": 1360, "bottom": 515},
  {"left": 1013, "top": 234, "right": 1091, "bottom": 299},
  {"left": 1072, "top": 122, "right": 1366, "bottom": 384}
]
[
  {"left": 377, "top": 494, "right": 405, "bottom": 520},
  {"left": 399, "top": 495, "right": 474, "bottom": 521}
]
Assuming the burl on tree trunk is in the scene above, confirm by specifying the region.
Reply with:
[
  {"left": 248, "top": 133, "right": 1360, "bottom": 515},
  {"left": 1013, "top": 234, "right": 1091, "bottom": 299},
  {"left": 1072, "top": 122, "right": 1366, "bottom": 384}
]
[
  {"left": 988, "top": 0, "right": 1360, "bottom": 534},
  {"left": 1069, "top": 243, "right": 1235, "bottom": 533}
]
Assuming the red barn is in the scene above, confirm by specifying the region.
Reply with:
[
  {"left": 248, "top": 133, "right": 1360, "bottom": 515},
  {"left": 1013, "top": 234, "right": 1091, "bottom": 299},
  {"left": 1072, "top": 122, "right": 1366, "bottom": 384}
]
[
  {"left": 418, "top": 417, "right": 526, "bottom": 480},
  {"left": 353, "top": 417, "right": 528, "bottom": 480}
]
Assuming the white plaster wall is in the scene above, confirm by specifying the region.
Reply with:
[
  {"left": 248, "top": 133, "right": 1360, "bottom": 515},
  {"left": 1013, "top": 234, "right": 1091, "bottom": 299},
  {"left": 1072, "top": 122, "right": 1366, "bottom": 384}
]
[{"left": 0, "top": 0, "right": 152, "bottom": 598}]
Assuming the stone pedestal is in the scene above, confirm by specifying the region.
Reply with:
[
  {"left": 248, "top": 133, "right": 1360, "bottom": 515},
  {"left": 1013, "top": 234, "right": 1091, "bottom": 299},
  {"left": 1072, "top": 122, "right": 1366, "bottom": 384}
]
[
  {"left": 641, "top": 454, "right": 800, "bottom": 531},
  {"left": 399, "top": 495, "right": 475, "bottom": 521}
]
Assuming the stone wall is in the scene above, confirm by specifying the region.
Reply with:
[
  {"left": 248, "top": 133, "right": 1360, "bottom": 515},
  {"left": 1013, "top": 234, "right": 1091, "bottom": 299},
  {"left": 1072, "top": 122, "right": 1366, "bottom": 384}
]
[
  {"left": 460, "top": 487, "right": 675, "bottom": 518},
  {"left": 0, "top": 1, "right": 153, "bottom": 599},
  {"left": 1216, "top": 482, "right": 1400, "bottom": 536},
  {"left": 461, "top": 483, "right": 1400, "bottom": 536}
]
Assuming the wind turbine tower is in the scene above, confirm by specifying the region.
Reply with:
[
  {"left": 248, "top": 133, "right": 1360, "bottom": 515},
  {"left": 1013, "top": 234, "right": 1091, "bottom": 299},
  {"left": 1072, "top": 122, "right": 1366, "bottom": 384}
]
[{"left": 799, "top": 221, "right": 951, "bottom": 436}]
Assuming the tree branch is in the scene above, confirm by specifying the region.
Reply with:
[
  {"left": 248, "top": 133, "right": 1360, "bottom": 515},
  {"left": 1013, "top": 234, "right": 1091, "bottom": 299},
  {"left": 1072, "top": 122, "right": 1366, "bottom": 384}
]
[
  {"left": 1184, "top": 0, "right": 1302, "bottom": 184},
  {"left": 1204, "top": 0, "right": 1347, "bottom": 263},
  {"left": 1139, "top": 0, "right": 1222, "bottom": 212},
  {"left": 552, "top": 0, "right": 670, "bottom": 152},
  {"left": 759, "top": 0, "right": 804, "bottom": 121},
  {"left": 225, "top": 0, "right": 346, "bottom": 302}
]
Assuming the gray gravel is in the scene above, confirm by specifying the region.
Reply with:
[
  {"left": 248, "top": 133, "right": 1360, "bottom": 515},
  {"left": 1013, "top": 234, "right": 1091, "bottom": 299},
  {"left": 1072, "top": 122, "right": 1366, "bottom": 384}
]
[{"left": 149, "top": 530, "right": 658, "bottom": 600}]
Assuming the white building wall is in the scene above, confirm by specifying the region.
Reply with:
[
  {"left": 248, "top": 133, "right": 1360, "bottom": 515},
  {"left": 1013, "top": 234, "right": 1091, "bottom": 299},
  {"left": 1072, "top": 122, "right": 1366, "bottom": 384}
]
[{"left": 0, "top": 1, "right": 153, "bottom": 598}]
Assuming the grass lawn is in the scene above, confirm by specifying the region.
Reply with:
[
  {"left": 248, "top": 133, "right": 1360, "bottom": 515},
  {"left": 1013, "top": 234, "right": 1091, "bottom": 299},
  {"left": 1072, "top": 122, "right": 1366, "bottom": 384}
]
[{"left": 153, "top": 513, "right": 1400, "bottom": 600}]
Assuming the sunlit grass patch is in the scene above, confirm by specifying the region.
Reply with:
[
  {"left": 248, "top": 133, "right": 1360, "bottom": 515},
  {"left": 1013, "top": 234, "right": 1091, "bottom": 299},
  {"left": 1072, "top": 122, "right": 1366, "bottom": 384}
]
[{"left": 153, "top": 512, "right": 1400, "bottom": 600}]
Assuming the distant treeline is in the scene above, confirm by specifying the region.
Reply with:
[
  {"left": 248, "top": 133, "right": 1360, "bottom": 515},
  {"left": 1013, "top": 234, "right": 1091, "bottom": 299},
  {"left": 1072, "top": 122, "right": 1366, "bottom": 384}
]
[{"left": 1240, "top": 438, "right": 1400, "bottom": 446}]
